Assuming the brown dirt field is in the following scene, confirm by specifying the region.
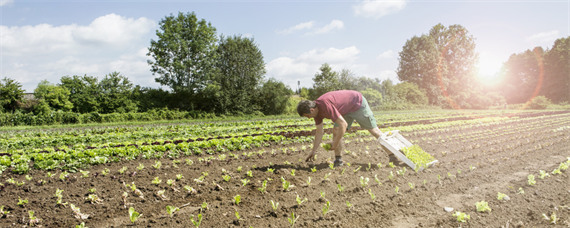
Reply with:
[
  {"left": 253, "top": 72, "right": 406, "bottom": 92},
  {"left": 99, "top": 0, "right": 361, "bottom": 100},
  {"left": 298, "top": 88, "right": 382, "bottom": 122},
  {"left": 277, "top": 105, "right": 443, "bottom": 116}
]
[{"left": 0, "top": 112, "right": 569, "bottom": 227}]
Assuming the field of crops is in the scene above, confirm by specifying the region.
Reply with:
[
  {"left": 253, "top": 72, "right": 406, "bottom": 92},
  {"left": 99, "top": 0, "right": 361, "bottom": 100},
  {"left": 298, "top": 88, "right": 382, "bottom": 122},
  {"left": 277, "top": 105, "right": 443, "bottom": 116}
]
[{"left": 0, "top": 109, "right": 569, "bottom": 227}]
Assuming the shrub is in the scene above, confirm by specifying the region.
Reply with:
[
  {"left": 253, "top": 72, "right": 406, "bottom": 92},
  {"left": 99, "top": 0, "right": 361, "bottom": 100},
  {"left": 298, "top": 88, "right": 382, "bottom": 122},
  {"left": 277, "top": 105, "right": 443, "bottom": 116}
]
[{"left": 528, "top": 96, "right": 551, "bottom": 109}]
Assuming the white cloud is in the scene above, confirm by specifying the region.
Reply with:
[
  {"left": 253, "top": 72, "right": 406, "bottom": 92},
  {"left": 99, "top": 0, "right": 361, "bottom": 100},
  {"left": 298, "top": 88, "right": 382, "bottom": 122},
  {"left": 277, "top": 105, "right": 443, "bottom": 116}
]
[
  {"left": 266, "top": 46, "right": 361, "bottom": 89},
  {"left": 0, "top": 14, "right": 157, "bottom": 92},
  {"left": 0, "top": 0, "right": 13, "bottom": 6},
  {"left": 353, "top": 0, "right": 407, "bottom": 19},
  {"left": 277, "top": 21, "right": 314, "bottom": 34},
  {"left": 278, "top": 20, "right": 344, "bottom": 35},
  {"left": 525, "top": 30, "right": 560, "bottom": 46},
  {"left": 312, "top": 20, "right": 344, "bottom": 34},
  {"left": 377, "top": 50, "right": 395, "bottom": 59}
]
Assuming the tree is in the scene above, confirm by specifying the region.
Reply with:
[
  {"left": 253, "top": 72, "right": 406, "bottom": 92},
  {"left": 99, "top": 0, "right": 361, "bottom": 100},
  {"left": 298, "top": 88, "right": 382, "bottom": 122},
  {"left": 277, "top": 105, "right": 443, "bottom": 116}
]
[
  {"left": 360, "top": 88, "right": 382, "bottom": 107},
  {"left": 398, "top": 23, "right": 478, "bottom": 107},
  {"left": 501, "top": 47, "right": 544, "bottom": 104},
  {"left": 147, "top": 12, "right": 218, "bottom": 97},
  {"left": 34, "top": 80, "right": 73, "bottom": 112},
  {"left": 543, "top": 37, "right": 570, "bottom": 103},
  {"left": 257, "top": 78, "right": 293, "bottom": 115},
  {"left": 393, "top": 82, "right": 428, "bottom": 105},
  {"left": 60, "top": 75, "right": 100, "bottom": 113},
  {"left": 311, "top": 63, "right": 340, "bottom": 99},
  {"left": 97, "top": 72, "right": 137, "bottom": 113},
  {"left": 0, "top": 77, "right": 24, "bottom": 112},
  {"left": 214, "top": 35, "right": 265, "bottom": 114}
]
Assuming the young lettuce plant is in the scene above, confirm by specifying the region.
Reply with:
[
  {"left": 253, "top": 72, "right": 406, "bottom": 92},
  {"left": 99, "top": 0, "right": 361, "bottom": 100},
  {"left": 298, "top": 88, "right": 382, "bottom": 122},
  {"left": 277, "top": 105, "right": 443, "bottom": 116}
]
[
  {"left": 475, "top": 201, "right": 491, "bottom": 213},
  {"left": 497, "top": 192, "right": 510, "bottom": 201},
  {"left": 70, "top": 204, "right": 89, "bottom": 219},
  {"left": 190, "top": 213, "right": 203, "bottom": 228},
  {"left": 527, "top": 174, "right": 536, "bottom": 185},
  {"left": 322, "top": 200, "right": 331, "bottom": 217},
  {"left": 296, "top": 194, "right": 307, "bottom": 206},
  {"left": 28, "top": 210, "right": 40, "bottom": 226},
  {"left": 166, "top": 205, "right": 179, "bottom": 217},
  {"left": 233, "top": 195, "right": 241, "bottom": 205},
  {"left": 128, "top": 207, "right": 141, "bottom": 223},
  {"left": 288, "top": 212, "right": 299, "bottom": 228},
  {"left": 453, "top": 211, "right": 470, "bottom": 223}
]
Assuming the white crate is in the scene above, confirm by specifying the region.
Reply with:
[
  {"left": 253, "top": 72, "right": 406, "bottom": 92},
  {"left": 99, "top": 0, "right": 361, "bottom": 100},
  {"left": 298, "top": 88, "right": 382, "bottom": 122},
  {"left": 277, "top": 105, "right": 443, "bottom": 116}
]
[{"left": 378, "top": 130, "right": 437, "bottom": 171}]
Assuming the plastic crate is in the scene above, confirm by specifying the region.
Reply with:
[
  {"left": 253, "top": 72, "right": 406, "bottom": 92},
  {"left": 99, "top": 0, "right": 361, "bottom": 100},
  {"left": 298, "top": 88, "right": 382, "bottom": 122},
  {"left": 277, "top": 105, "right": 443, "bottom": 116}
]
[{"left": 378, "top": 130, "right": 437, "bottom": 171}]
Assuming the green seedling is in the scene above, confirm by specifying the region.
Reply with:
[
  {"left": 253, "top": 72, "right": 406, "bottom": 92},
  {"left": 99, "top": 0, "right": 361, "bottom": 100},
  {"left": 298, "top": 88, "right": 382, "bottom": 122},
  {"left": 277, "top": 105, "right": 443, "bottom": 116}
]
[
  {"left": 528, "top": 174, "right": 536, "bottom": 185},
  {"left": 80, "top": 170, "right": 90, "bottom": 178},
  {"left": 166, "top": 205, "right": 179, "bottom": 217},
  {"left": 190, "top": 214, "right": 203, "bottom": 228},
  {"left": 296, "top": 194, "right": 307, "bottom": 206},
  {"left": 137, "top": 163, "right": 144, "bottom": 170},
  {"left": 17, "top": 197, "right": 28, "bottom": 206},
  {"left": 337, "top": 183, "right": 344, "bottom": 192},
  {"left": 222, "top": 174, "right": 231, "bottom": 182},
  {"left": 241, "top": 178, "right": 250, "bottom": 186},
  {"left": 152, "top": 177, "right": 162, "bottom": 185},
  {"left": 128, "top": 207, "right": 141, "bottom": 223},
  {"left": 270, "top": 200, "right": 279, "bottom": 211},
  {"left": 101, "top": 168, "right": 110, "bottom": 176},
  {"left": 176, "top": 174, "right": 184, "bottom": 180},
  {"left": 258, "top": 180, "right": 268, "bottom": 193},
  {"left": 368, "top": 188, "right": 376, "bottom": 200},
  {"left": 322, "top": 201, "right": 331, "bottom": 216},
  {"left": 153, "top": 161, "right": 161, "bottom": 169},
  {"left": 119, "top": 166, "right": 128, "bottom": 174},
  {"left": 453, "top": 211, "right": 470, "bottom": 222},
  {"left": 288, "top": 212, "right": 299, "bottom": 228},
  {"left": 476, "top": 201, "right": 491, "bottom": 213},
  {"left": 497, "top": 192, "right": 509, "bottom": 201},
  {"left": 234, "top": 195, "right": 241, "bottom": 205}
]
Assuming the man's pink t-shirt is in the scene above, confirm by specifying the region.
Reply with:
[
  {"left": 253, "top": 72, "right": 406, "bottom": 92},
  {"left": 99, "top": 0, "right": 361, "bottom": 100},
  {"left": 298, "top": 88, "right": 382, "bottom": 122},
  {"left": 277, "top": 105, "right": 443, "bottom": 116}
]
[{"left": 314, "top": 90, "right": 362, "bottom": 125}]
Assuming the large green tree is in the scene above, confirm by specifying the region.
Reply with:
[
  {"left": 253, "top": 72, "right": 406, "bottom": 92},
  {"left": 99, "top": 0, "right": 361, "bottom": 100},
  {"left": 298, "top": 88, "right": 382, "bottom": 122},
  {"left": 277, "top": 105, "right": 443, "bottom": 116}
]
[
  {"left": 60, "top": 75, "right": 100, "bottom": 113},
  {"left": 257, "top": 78, "right": 293, "bottom": 115},
  {"left": 501, "top": 47, "right": 544, "bottom": 104},
  {"left": 543, "top": 37, "right": 569, "bottom": 103},
  {"left": 0, "top": 77, "right": 25, "bottom": 112},
  {"left": 98, "top": 72, "right": 137, "bottom": 113},
  {"left": 214, "top": 35, "right": 265, "bottom": 114},
  {"left": 311, "top": 63, "right": 341, "bottom": 99},
  {"left": 398, "top": 23, "right": 478, "bottom": 107},
  {"left": 147, "top": 12, "right": 218, "bottom": 98},
  {"left": 34, "top": 80, "right": 73, "bottom": 112}
]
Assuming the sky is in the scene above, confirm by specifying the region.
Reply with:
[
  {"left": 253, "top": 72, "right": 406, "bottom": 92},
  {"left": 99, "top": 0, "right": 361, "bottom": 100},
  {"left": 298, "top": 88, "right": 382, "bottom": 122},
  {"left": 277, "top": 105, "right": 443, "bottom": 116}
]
[{"left": 1, "top": 0, "right": 568, "bottom": 92}]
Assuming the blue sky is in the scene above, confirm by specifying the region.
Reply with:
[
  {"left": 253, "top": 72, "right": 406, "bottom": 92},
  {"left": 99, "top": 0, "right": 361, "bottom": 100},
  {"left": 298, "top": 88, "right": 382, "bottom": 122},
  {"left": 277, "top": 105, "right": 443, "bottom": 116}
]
[{"left": 1, "top": 0, "right": 568, "bottom": 92}]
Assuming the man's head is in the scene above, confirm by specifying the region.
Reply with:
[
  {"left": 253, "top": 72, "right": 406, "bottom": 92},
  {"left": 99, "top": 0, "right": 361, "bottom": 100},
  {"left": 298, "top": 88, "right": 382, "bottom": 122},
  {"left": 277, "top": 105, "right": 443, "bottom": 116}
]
[{"left": 297, "top": 100, "right": 318, "bottom": 118}]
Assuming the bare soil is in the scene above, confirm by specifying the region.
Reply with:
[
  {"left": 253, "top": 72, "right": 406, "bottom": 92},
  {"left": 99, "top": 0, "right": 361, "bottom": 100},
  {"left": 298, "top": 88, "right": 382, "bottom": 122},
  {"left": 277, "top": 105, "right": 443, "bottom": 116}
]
[{"left": 0, "top": 112, "right": 569, "bottom": 227}]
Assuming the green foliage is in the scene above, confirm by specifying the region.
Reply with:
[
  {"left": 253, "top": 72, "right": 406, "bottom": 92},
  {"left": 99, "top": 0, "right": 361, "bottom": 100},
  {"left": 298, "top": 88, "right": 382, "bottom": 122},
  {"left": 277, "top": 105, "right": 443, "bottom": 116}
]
[
  {"left": 311, "top": 63, "right": 341, "bottom": 99},
  {"left": 148, "top": 12, "right": 218, "bottom": 95},
  {"left": 528, "top": 96, "right": 551, "bottom": 109},
  {"left": 393, "top": 82, "right": 428, "bottom": 105},
  {"left": 257, "top": 78, "right": 293, "bottom": 115},
  {"left": 401, "top": 145, "right": 435, "bottom": 169},
  {"left": 97, "top": 72, "right": 137, "bottom": 113},
  {"left": 360, "top": 88, "right": 382, "bottom": 107},
  {"left": 34, "top": 80, "right": 73, "bottom": 113},
  {"left": 60, "top": 75, "right": 100, "bottom": 113},
  {"left": 543, "top": 37, "right": 569, "bottom": 103},
  {"left": 475, "top": 201, "right": 491, "bottom": 212},
  {"left": 398, "top": 23, "right": 477, "bottom": 107},
  {"left": 214, "top": 35, "right": 265, "bottom": 114},
  {"left": 0, "top": 77, "right": 25, "bottom": 112}
]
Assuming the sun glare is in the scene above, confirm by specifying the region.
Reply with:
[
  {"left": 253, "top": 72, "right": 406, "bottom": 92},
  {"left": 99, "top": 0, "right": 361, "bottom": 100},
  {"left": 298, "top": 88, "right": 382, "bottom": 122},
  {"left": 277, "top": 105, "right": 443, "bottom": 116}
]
[{"left": 476, "top": 57, "right": 502, "bottom": 85}]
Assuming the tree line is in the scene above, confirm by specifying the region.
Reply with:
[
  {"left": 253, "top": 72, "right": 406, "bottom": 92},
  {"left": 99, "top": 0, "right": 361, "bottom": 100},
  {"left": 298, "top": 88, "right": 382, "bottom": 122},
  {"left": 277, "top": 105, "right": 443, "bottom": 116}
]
[{"left": 1, "top": 12, "right": 568, "bottom": 123}]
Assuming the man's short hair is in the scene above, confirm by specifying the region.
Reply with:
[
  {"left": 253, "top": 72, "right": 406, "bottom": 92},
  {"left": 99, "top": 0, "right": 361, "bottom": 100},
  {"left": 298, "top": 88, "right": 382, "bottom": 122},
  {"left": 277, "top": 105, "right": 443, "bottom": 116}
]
[{"left": 297, "top": 100, "right": 316, "bottom": 116}]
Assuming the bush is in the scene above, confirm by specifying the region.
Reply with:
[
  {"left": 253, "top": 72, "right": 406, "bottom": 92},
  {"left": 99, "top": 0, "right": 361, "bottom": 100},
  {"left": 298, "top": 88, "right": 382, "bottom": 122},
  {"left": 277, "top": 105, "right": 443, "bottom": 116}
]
[{"left": 528, "top": 96, "right": 551, "bottom": 109}]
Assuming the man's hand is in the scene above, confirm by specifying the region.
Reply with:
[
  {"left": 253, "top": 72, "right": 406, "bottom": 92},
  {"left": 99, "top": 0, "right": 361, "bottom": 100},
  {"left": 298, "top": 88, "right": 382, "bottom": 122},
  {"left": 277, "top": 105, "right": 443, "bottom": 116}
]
[{"left": 305, "top": 150, "right": 317, "bottom": 162}]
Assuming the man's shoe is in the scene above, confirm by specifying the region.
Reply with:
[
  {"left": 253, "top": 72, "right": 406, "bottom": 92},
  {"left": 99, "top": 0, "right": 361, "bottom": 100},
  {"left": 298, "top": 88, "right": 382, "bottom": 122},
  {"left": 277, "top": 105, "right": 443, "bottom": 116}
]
[{"left": 333, "top": 158, "right": 343, "bottom": 167}]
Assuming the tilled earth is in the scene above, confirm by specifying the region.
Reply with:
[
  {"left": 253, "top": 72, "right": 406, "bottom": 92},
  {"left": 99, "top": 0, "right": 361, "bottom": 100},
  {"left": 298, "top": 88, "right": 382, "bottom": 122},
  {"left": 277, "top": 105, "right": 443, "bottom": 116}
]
[{"left": 0, "top": 113, "right": 569, "bottom": 227}]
